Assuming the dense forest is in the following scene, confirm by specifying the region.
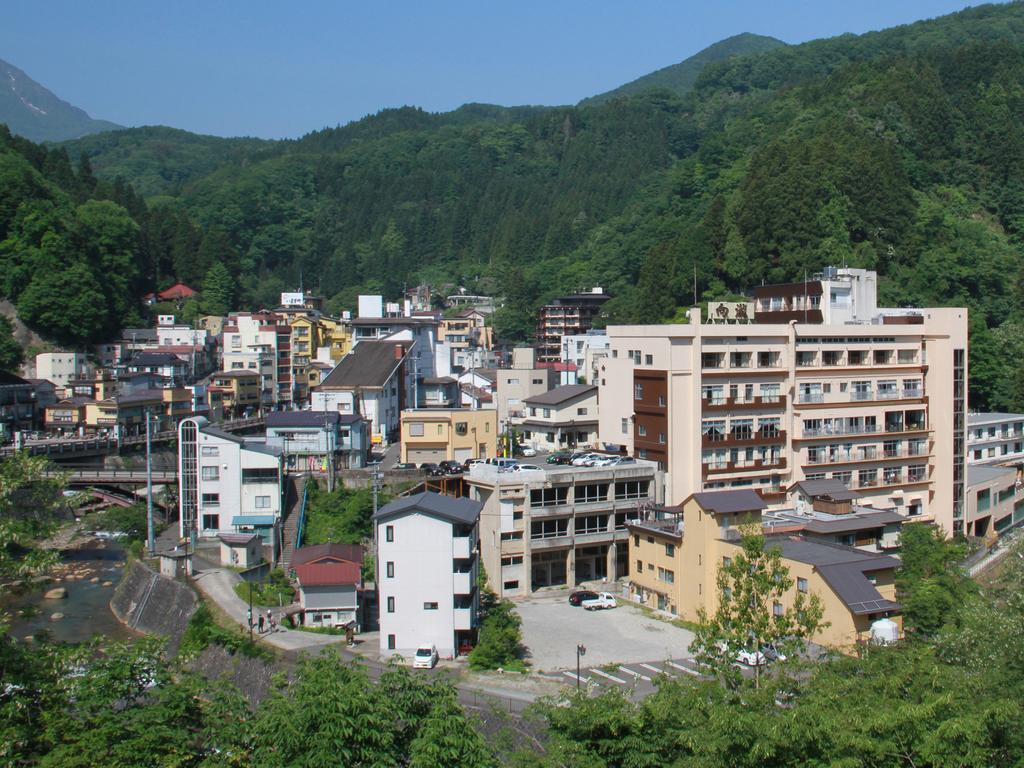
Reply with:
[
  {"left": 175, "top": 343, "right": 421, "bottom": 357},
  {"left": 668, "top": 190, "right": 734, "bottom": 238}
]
[{"left": 3, "top": 3, "right": 1024, "bottom": 410}]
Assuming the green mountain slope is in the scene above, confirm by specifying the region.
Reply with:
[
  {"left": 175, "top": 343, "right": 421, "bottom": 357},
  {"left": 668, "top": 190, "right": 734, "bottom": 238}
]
[
  {"left": 0, "top": 58, "right": 120, "bottom": 142},
  {"left": 23, "top": 1, "right": 1024, "bottom": 412},
  {"left": 579, "top": 32, "right": 786, "bottom": 107}
]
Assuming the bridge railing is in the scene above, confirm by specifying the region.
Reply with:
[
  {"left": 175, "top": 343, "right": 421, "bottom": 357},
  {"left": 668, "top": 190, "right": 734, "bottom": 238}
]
[{"left": 295, "top": 478, "right": 310, "bottom": 550}]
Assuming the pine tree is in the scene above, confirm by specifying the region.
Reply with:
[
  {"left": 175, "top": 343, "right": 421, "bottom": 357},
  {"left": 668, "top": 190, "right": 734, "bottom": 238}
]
[{"left": 201, "top": 261, "right": 235, "bottom": 317}]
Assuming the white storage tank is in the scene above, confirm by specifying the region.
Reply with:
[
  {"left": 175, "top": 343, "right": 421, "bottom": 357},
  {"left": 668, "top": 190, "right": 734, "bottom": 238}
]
[{"left": 870, "top": 617, "right": 899, "bottom": 644}]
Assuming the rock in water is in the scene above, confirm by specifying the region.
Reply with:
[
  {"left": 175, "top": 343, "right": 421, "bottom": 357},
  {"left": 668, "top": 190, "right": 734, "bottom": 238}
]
[
  {"left": 50, "top": 612, "right": 64, "bottom": 621},
  {"left": 44, "top": 587, "right": 68, "bottom": 599},
  {"left": 102, "top": 581, "right": 113, "bottom": 587},
  {"left": 90, "top": 577, "right": 100, "bottom": 583}
]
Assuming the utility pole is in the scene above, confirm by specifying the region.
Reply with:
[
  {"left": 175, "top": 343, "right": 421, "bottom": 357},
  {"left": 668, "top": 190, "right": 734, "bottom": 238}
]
[
  {"left": 146, "top": 412, "right": 155, "bottom": 557},
  {"left": 576, "top": 643, "right": 586, "bottom": 692},
  {"left": 248, "top": 581, "right": 254, "bottom": 642}
]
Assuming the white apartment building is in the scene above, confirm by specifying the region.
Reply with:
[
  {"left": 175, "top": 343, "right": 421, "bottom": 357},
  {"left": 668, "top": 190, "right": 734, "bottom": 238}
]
[
  {"left": 156, "top": 315, "right": 208, "bottom": 347},
  {"left": 35, "top": 352, "right": 90, "bottom": 392},
  {"left": 598, "top": 269, "right": 968, "bottom": 536},
  {"left": 495, "top": 348, "right": 558, "bottom": 427},
  {"left": 465, "top": 459, "right": 662, "bottom": 598},
  {"left": 177, "top": 417, "right": 284, "bottom": 553},
  {"left": 374, "top": 492, "right": 482, "bottom": 660},
  {"left": 967, "top": 412, "right": 1024, "bottom": 465},
  {"left": 560, "top": 330, "right": 610, "bottom": 386}
]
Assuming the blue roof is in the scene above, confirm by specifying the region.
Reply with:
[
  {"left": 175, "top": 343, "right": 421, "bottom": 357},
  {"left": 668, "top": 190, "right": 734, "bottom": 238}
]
[{"left": 232, "top": 515, "right": 277, "bottom": 526}]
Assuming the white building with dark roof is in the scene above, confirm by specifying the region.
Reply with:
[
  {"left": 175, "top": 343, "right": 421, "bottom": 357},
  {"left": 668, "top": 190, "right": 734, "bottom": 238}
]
[
  {"left": 512, "top": 383, "right": 599, "bottom": 452},
  {"left": 374, "top": 492, "right": 482, "bottom": 659},
  {"left": 178, "top": 417, "right": 284, "bottom": 554},
  {"left": 967, "top": 412, "right": 1024, "bottom": 465}
]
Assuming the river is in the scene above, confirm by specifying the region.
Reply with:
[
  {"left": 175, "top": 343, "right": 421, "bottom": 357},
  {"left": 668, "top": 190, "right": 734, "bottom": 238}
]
[{"left": 3, "top": 540, "right": 137, "bottom": 644}]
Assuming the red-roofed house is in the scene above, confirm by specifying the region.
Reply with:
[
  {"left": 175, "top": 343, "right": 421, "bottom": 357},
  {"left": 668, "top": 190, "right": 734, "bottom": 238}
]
[
  {"left": 292, "top": 543, "right": 364, "bottom": 629},
  {"left": 158, "top": 283, "right": 198, "bottom": 301}
]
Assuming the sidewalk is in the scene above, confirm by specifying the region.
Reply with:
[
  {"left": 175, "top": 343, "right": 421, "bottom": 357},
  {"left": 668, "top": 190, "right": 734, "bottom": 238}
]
[{"left": 192, "top": 566, "right": 347, "bottom": 652}]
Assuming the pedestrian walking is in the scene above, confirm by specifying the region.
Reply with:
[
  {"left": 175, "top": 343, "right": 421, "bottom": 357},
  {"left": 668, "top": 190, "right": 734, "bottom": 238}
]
[
  {"left": 268, "top": 610, "right": 276, "bottom": 633},
  {"left": 258, "top": 614, "right": 265, "bottom": 633}
]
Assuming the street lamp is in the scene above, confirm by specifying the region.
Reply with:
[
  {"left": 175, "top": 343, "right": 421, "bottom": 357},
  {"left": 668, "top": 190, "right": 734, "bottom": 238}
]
[
  {"left": 576, "top": 643, "right": 587, "bottom": 692},
  {"left": 248, "top": 581, "right": 254, "bottom": 642}
]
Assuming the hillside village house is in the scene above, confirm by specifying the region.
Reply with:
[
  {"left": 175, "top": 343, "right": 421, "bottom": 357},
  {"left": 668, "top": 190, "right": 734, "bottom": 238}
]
[
  {"left": 312, "top": 339, "right": 411, "bottom": 447},
  {"left": 513, "top": 383, "right": 599, "bottom": 453},
  {"left": 265, "top": 410, "right": 370, "bottom": 471},
  {"left": 291, "top": 543, "right": 363, "bottom": 629},
  {"left": 627, "top": 489, "right": 902, "bottom": 650},
  {"left": 495, "top": 348, "right": 559, "bottom": 427},
  {"left": 374, "top": 492, "right": 482, "bottom": 659},
  {"left": 399, "top": 408, "right": 498, "bottom": 464}
]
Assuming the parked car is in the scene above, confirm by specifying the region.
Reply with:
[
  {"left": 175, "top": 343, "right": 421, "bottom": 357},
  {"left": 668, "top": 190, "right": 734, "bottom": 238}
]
[
  {"left": 571, "top": 453, "right": 600, "bottom": 466},
  {"left": 760, "top": 644, "right": 787, "bottom": 663},
  {"left": 393, "top": 462, "right": 418, "bottom": 471},
  {"left": 518, "top": 446, "right": 537, "bottom": 457},
  {"left": 419, "top": 462, "right": 445, "bottom": 476},
  {"left": 547, "top": 452, "right": 571, "bottom": 465},
  {"left": 413, "top": 645, "right": 439, "bottom": 669},
  {"left": 510, "top": 463, "right": 543, "bottom": 472},
  {"left": 736, "top": 648, "right": 767, "bottom": 667},
  {"left": 463, "top": 458, "right": 484, "bottom": 471},
  {"left": 568, "top": 590, "right": 599, "bottom": 606},
  {"left": 439, "top": 460, "right": 463, "bottom": 475},
  {"left": 581, "top": 592, "right": 617, "bottom": 610},
  {"left": 589, "top": 455, "right": 619, "bottom": 467},
  {"left": 607, "top": 456, "right": 636, "bottom": 466}
]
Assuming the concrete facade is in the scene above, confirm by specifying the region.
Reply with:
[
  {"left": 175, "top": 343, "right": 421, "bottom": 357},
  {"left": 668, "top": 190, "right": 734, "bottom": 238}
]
[{"left": 400, "top": 408, "right": 498, "bottom": 464}]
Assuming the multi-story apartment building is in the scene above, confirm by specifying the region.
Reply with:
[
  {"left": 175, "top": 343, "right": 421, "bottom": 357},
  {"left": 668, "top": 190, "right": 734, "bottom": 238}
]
[
  {"left": 495, "top": 348, "right": 558, "bottom": 428},
  {"left": 400, "top": 408, "right": 498, "bottom": 464},
  {"left": 535, "top": 288, "right": 611, "bottom": 364},
  {"left": 967, "top": 412, "right": 1024, "bottom": 465},
  {"left": 598, "top": 268, "right": 968, "bottom": 535},
  {"left": 627, "top": 490, "right": 903, "bottom": 651},
  {"left": 464, "top": 460, "right": 662, "bottom": 598},
  {"left": 35, "top": 352, "right": 90, "bottom": 393},
  {"left": 207, "top": 371, "right": 261, "bottom": 418},
  {"left": 374, "top": 492, "right": 482, "bottom": 659},
  {"left": 965, "top": 463, "right": 1024, "bottom": 540},
  {"left": 177, "top": 416, "right": 284, "bottom": 550},
  {"left": 222, "top": 311, "right": 292, "bottom": 407},
  {"left": 0, "top": 372, "right": 37, "bottom": 438}
]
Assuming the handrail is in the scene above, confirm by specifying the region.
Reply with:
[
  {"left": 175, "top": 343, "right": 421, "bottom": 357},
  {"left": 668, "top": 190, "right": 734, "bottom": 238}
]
[{"left": 294, "top": 477, "right": 310, "bottom": 550}]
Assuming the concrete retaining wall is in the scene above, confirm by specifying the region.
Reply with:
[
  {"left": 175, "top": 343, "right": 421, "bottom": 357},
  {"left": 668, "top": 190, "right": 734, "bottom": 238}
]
[{"left": 111, "top": 559, "right": 197, "bottom": 656}]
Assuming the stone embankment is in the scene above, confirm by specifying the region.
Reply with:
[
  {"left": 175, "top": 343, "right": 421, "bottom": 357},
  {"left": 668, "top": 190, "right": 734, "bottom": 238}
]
[{"left": 111, "top": 560, "right": 197, "bottom": 655}]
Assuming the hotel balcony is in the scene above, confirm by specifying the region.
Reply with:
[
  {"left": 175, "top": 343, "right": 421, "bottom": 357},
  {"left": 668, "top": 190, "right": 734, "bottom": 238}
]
[
  {"left": 703, "top": 456, "right": 788, "bottom": 476},
  {"left": 454, "top": 608, "right": 474, "bottom": 631},
  {"left": 453, "top": 571, "right": 473, "bottom": 595},
  {"left": 701, "top": 429, "right": 787, "bottom": 449},
  {"left": 702, "top": 395, "right": 787, "bottom": 412},
  {"left": 453, "top": 536, "right": 473, "bottom": 559}
]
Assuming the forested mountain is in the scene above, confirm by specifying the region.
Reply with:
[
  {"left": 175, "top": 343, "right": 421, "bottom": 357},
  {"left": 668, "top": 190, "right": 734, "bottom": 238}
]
[
  {"left": 5, "top": 3, "right": 1024, "bottom": 412},
  {"left": 0, "top": 58, "right": 120, "bottom": 142},
  {"left": 578, "top": 32, "right": 787, "bottom": 107}
]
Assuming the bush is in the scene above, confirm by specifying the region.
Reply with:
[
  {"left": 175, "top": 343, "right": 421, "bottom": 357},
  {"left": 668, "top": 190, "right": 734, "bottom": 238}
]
[
  {"left": 233, "top": 568, "right": 295, "bottom": 607},
  {"left": 469, "top": 599, "right": 524, "bottom": 671},
  {"left": 178, "top": 602, "right": 272, "bottom": 661}
]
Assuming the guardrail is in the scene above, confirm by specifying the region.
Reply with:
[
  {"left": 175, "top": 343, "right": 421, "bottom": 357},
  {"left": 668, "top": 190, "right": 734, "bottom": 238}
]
[
  {"left": 51, "top": 469, "right": 179, "bottom": 484},
  {"left": 295, "top": 479, "right": 310, "bottom": 550}
]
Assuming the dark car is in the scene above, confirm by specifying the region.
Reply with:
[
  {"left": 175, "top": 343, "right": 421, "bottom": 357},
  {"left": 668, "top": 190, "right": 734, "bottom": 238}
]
[
  {"left": 547, "top": 452, "right": 570, "bottom": 465},
  {"left": 568, "top": 590, "right": 600, "bottom": 607},
  {"left": 393, "top": 462, "right": 418, "bottom": 471},
  {"left": 419, "top": 462, "right": 444, "bottom": 476},
  {"left": 439, "top": 460, "right": 463, "bottom": 475}
]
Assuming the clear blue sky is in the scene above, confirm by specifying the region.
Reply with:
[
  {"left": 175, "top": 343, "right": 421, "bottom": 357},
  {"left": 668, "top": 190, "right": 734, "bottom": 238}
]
[{"left": 1, "top": 0, "right": 982, "bottom": 139}]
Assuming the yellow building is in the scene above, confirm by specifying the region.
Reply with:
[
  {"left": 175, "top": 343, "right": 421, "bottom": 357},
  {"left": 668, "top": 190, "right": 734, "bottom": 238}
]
[
  {"left": 209, "top": 371, "right": 261, "bottom": 418},
  {"left": 439, "top": 309, "right": 493, "bottom": 351},
  {"left": 400, "top": 408, "right": 498, "bottom": 464},
  {"left": 628, "top": 489, "right": 903, "bottom": 651},
  {"left": 319, "top": 316, "right": 352, "bottom": 361}
]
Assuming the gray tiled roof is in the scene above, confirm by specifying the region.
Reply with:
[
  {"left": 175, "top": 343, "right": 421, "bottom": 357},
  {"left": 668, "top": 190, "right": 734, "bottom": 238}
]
[
  {"left": 967, "top": 412, "right": 1024, "bottom": 425},
  {"left": 789, "top": 479, "right": 860, "bottom": 502},
  {"left": 374, "top": 491, "right": 482, "bottom": 525},
  {"left": 523, "top": 384, "right": 596, "bottom": 406},
  {"left": 318, "top": 341, "right": 408, "bottom": 389},
  {"left": 967, "top": 463, "right": 1016, "bottom": 487},
  {"left": 266, "top": 411, "right": 341, "bottom": 428},
  {"left": 689, "top": 490, "right": 767, "bottom": 515}
]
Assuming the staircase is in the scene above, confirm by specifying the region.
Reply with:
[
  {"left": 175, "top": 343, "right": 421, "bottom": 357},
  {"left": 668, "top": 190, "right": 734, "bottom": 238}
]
[{"left": 279, "top": 475, "right": 307, "bottom": 571}]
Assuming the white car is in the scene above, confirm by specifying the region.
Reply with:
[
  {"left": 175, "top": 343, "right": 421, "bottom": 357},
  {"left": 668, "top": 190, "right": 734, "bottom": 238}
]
[
  {"left": 736, "top": 648, "right": 767, "bottom": 667},
  {"left": 581, "top": 592, "right": 617, "bottom": 610},
  {"left": 413, "top": 645, "right": 438, "bottom": 669},
  {"left": 571, "top": 453, "right": 600, "bottom": 466},
  {"left": 510, "top": 463, "right": 543, "bottom": 472},
  {"left": 589, "top": 455, "right": 619, "bottom": 467},
  {"left": 519, "top": 446, "right": 537, "bottom": 457}
]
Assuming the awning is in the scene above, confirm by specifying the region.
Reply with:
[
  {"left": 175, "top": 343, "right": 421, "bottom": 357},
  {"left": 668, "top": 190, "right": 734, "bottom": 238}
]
[{"left": 232, "top": 515, "right": 277, "bottom": 527}]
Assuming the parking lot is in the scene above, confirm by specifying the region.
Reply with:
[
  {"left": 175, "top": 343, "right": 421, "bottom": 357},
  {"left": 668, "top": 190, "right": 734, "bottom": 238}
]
[{"left": 516, "top": 592, "right": 694, "bottom": 673}]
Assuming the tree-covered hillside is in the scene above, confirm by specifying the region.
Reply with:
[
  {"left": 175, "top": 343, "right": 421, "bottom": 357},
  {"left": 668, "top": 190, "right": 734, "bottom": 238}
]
[
  {"left": 5, "top": 2, "right": 1024, "bottom": 411},
  {"left": 579, "top": 32, "right": 787, "bottom": 107}
]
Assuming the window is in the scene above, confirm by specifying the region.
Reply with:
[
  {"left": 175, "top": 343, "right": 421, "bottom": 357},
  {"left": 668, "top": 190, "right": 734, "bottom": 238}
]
[
  {"left": 423, "top": 602, "right": 439, "bottom": 610},
  {"left": 387, "top": 597, "right": 395, "bottom": 613},
  {"left": 531, "top": 487, "right": 569, "bottom": 507},
  {"left": 437, "top": 424, "right": 444, "bottom": 435},
  {"left": 455, "top": 422, "right": 468, "bottom": 436},
  {"left": 201, "top": 466, "right": 220, "bottom": 480},
  {"left": 255, "top": 496, "right": 271, "bottom": 509},
  {"left": 385, "top": 525, "right": 394, "bottom": 542},
  {"left": 634, "top": 535, "right": 640, "bottom": 547},
  {"left": 501, "top": 555, "right": 524, "bottom": 566},
  {"left": 636, "top": 560, "right": 643, "bottom": 573},
  {"left": 797, "top": 577, "right": 808, "bottom": 593},
  {"left": 575, "top": 515, "right": 606, "bottom": 534},
  {"left": 638, "top": 425, "right": 647, "bottom": 437},
  {"left": 577, "top": 407, "right": 588, "bottom": 416},
  {"left": 507, "top": 377, "right": 519, "bottom": 385},
  {"left": 977, "top": 488, "right": 991, "bottom": 512},
  {"left": 201, "top": 493, "right": 220, "bottom": 507},
  {"left": 722, "top": 556, "right": 732, "bottom": 567},
  {"left": 575, "top": 483, "right": 608, "bottom": 503},
  {"left": 658, "top": 567, "right": 675, "bottom": 584},
  {"left": 665, "top": 543, "right": 675, "bottom": 557},
  {"left": 387, "top": 634, "right": 396, "bottom": 649},
  {"left": 201, "top": 446, "right": 219, "bottom": 457},
  {"left": 773, "top": 601, "right": 783, "bottom": 617},
  {"left": 621, "top": 418, "right": 629, "bottom": 434},
  {"left": 634, "top": 384, "right": 644, "bottom": 400},
  {"left": 614, "top": 480, "right": 648, "bottom": 500},
  {"left": 532, "top": 378, "right": 543, "bottom": 385},
  {"left": 503, "top": 580, "right": 520, "bottom": 590},
  {"left": 531, "top": 518, "right": 568, "bottom": 539},
  {"left": 386, "top": 561, "right": 395, "bottom": 578},
  {"left": 645, "top": 354, "right": 653, "bottom": 365}
]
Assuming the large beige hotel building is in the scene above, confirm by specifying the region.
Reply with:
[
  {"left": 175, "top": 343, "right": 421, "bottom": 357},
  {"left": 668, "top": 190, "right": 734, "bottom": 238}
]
[{"left": 598, "top": 269, "right": 969, "bottom": 536}]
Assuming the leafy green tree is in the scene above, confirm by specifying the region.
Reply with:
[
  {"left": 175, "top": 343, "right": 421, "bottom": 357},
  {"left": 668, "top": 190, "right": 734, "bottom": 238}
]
[
  {"left": 409, "top": 691, "right": 496, "bottom": 768},
  {"left": 690, "top": 525, "right": 825, "bottom": 689},
  {"left": 17, "top": 260, "right": 108, "bottom": 345},
  {"left": 0, "top": 453, "right": 68, "bottom": 578},
  {"left": 0, "top": 315, "right": 23, "bottom": 372},
  {"left": 896, "top": 522, "right": 973, "bottom": 636},
  {"left": 201, "top": 260, "right": 236, "bottom": 316}
]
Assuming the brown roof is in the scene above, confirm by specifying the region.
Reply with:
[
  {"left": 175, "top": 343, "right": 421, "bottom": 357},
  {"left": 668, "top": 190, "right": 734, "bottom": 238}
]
[
  {"left": 217, "top": 533, "right": 260, "bottom": 546},
  {"left": 318, "top": 341, "right": 408, "bottom": 389},
  {"left": 294, "top": 561, "right": 361, "bottom": 587},
  {"left": 789, "top": 479, "right": 860, "bottom": 502},
  {"left": 523, "top": 384, "right": 596, "bottom": 406},
  {"left": 688, "top": 490, "right": 767, "bottom": 515},
  {"left": 291, "top": 542, "right": 363, "bottom": 566}
]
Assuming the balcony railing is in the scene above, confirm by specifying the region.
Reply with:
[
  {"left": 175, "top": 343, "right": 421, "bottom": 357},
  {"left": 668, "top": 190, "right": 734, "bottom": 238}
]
[
  {"left": 703, "top": 457, "right": 787, "bottom": 475},
  {"left": 702, "top": 395, "right": 786, "bottom": 411},
  {"left": 803, "top": 424, "right": 881, "bottom": 438},
  {"left": 702, "top": 429, "right": 786, "bottom": 448},
  {"left": 798, "top": 393, "right": 825, "bottom": 404}
]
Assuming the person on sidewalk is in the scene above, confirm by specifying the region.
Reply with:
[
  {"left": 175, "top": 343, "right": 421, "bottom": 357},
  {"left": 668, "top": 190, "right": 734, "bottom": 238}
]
[{"left": 258, "top": 614, "right": 265, "bottom": 633}]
